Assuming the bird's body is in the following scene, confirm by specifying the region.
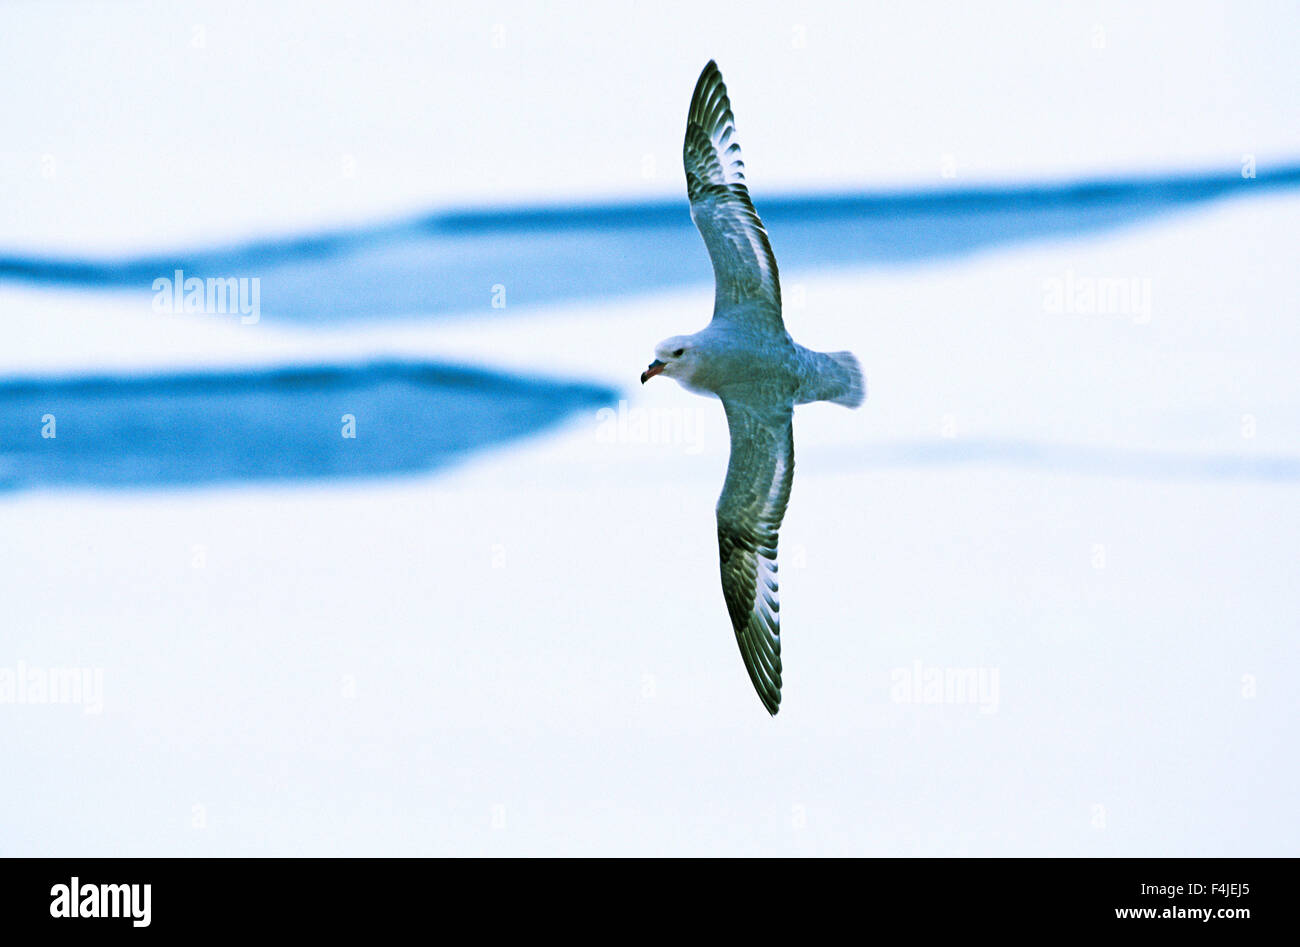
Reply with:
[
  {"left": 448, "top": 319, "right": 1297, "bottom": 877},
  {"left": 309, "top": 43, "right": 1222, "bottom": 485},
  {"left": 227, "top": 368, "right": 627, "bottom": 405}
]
[
  {"left": 641, "top": 61, "right": 866, "bottom": 715},
  {"left": 655, "top": 322, "right": 860, "bottom": 406}
]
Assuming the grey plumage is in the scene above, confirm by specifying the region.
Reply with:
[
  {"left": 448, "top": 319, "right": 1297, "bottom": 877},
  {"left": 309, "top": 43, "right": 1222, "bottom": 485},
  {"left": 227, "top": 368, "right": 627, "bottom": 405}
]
[
  {"left": 645, "top": 60, "right": 866, "bottom": 715},
  {"left": 684, "top": 60, "right": 783, "bottom": 323},
  {"left": 716, "top": 398, "right": 792, "bottom": 714}
]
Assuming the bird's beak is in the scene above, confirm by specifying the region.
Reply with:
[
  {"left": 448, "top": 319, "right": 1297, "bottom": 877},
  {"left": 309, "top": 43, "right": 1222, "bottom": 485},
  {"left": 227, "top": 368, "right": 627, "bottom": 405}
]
[{"left": 640, "top": 359, "right": 666, "bottom": 384}]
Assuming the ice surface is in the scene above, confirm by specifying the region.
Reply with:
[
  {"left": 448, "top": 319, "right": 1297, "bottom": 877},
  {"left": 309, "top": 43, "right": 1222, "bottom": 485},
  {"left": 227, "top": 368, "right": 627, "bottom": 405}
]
[
  {"left": 1, "top": 191, "right": 1297, "bottom": 855},
  {"left": 2, "top": 0, "right": 1297, "bottom": 856}
]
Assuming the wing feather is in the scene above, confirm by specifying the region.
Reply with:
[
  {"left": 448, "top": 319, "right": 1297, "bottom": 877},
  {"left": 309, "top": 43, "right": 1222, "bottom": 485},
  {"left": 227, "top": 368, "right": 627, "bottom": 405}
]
[
  {"left": 684, "top": 61, "right": 783, "bottom": 331},
  {"left": 716, "top": 397, "right": 794, "bottom": 715}
]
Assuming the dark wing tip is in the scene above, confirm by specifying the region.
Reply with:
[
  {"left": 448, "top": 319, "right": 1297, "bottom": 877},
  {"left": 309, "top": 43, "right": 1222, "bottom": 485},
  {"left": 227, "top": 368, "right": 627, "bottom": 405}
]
[
  {"left": 695, "top": 61, "right": 723, "bottom": 112},
  {"left": 719, "top": 526, "right": 785, "bottom": 717},
  {"left": 688, "top": 60, "right": 731, "bottom": 130},
  {"left": 764, "top": 691, "right": 781, "bottom": 716},
  {"left": 684, "top": 60, "right": 748, "bottom": 201},
  {"left": 740, "top": 648, "right": 782, "bottom": 716},
  {"left": 690, "top": 62, "right": 715, "bottom": 111}
]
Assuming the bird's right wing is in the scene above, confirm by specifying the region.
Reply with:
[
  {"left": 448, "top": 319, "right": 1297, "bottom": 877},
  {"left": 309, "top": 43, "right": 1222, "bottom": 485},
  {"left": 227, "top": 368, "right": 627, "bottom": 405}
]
[
  {"left": 716, "top": 396, "right": 794, "bottom": 715},
  {"left": 684, "top": 60, "right": 784, "bottom": 334}
]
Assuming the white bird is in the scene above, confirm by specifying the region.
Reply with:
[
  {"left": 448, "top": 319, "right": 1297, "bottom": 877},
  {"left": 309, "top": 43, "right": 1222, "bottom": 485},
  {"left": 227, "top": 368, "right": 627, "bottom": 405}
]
[{"left": 641, "top": 61, "right": 865, "bottom": 715}]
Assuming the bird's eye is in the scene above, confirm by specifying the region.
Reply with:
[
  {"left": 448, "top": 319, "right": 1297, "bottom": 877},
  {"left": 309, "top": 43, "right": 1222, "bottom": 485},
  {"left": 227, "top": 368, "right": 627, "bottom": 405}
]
[{"left": 673, "top": 348, "right": 685, "bottom": 358}]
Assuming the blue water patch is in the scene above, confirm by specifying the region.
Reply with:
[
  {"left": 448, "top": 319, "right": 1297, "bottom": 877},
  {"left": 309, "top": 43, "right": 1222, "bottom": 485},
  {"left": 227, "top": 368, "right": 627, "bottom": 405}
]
[
  {"left": 2, "top": 165, "right": 1297, "bottom": 493},
  {"left": 0, "top": 361, "right": 615, "bottom": 491},
  {"left": 1, "top": 165, "right": 1296, "bottom": 324}
]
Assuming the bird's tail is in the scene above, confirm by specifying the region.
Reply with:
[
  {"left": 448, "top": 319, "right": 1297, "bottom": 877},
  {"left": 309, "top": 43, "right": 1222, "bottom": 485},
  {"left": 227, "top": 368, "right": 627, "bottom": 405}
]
[{"left": 800, "top": 350, "right": 866, "bottom": 408}]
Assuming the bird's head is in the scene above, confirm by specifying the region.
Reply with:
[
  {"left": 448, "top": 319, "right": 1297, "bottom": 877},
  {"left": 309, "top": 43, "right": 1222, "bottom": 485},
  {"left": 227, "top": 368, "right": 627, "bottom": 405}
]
[{"left": 641, "top": 336, "right": 700, "bottom": 385}]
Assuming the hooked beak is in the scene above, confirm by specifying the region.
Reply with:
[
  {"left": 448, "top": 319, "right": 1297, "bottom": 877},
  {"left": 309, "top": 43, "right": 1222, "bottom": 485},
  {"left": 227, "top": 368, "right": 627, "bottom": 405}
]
[{"left": 640, "top": 359, "right": 666, "bottom": 384}]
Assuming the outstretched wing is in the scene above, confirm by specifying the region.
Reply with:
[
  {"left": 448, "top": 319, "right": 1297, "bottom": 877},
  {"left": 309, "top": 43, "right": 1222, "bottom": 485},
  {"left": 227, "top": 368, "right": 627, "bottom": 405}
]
[
  {"left": 716, "top": 396, "right": 795, "bottom": 715},
  {"left": 684, "top": 60, "right": 784, "bottom": 332}
]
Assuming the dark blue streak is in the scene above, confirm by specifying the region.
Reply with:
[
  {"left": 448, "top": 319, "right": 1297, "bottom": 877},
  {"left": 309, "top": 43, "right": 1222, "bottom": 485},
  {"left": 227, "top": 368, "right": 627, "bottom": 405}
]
[
  {"left": 0, "top": 361, "right": 615, "bottom": 492},
  {"left": 1, "top": 165, "right": 1296, "bottom": 324}
]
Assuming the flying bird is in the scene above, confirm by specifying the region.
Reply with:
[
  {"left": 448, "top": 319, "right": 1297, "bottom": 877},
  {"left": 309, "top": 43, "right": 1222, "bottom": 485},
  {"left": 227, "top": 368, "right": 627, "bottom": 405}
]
[{"left": 641, "top": 60, "right": 866, "bottom": 715}]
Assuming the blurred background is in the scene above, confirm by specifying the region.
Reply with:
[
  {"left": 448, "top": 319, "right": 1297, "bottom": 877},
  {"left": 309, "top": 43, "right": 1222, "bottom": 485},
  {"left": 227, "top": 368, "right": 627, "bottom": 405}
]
[{"left": 1, "top": 0, "right": 1297, "bottom": 855}]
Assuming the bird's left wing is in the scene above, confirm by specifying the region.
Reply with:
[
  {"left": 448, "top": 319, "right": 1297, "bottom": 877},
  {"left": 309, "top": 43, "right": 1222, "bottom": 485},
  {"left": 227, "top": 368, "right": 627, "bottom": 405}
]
[
  {"left": 716, "top": 396, "right": 795, "bottom": 715},
  {"left": 684, "top": 60, "right": 784, "bottom": 332}
]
